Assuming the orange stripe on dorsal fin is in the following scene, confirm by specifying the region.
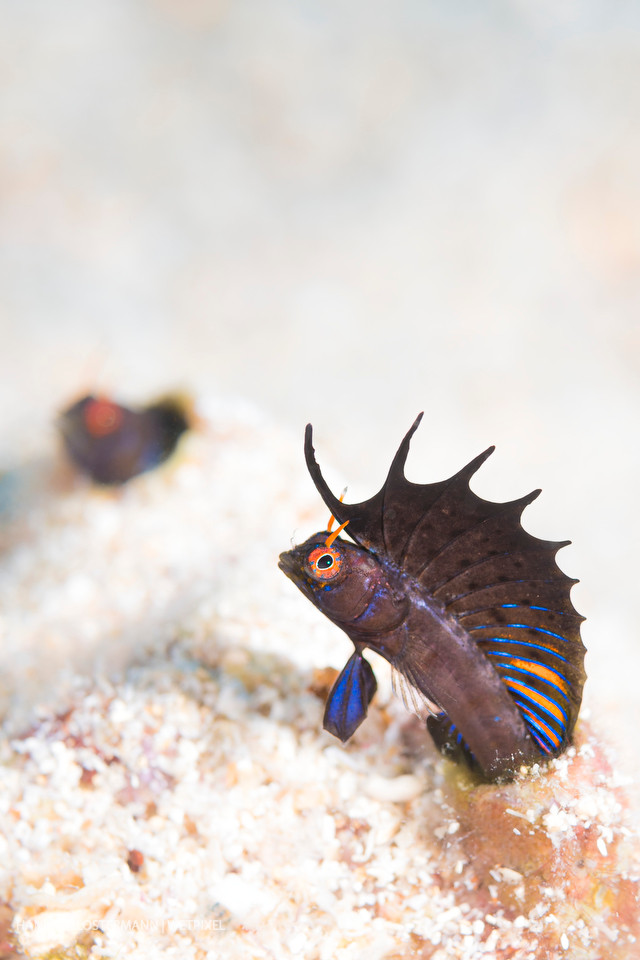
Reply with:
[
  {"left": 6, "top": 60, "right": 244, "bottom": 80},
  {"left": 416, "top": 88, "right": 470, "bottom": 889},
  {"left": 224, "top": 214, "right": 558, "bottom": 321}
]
[
  {"left": 509, "top": 659, "right": 570, "bottom": 697},
  {"left": 518, "top": 705, "right": 561, "bottom": 749},
  {"left": 504, "top": 679, "right": 566, "bottom": 726}
]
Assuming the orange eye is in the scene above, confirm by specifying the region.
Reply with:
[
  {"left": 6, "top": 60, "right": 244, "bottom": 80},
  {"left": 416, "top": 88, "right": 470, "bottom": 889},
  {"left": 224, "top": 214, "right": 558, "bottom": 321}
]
[
  {"left": 307, "top": 544, "right": 343, "bottom": 581},
  {"left": 84, "top": 399, "right": 124, "bottom": 437}
]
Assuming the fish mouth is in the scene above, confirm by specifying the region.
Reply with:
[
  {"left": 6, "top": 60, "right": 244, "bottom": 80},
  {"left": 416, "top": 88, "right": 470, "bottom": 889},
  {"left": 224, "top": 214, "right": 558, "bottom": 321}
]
[
  {"left": 278, "top": 549, "right": 314, "bottom": 600},
  {"left": 278, "top": 550, "right": 297, "bottom": 578}
]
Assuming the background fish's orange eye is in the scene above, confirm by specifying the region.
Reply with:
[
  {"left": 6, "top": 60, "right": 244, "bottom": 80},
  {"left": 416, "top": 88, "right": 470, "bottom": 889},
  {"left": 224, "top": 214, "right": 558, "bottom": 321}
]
[
  {"left": 307, "top": 544, "right": 343, "bottom": 581},
  {"left": 84, "top": 399, "right": 124, "bottom": 437}
]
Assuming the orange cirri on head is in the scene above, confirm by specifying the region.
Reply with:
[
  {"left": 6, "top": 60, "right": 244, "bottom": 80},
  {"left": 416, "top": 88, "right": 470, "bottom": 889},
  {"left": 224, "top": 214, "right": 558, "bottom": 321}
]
[
  {"left": 84, "top": 398, "right": 124, "bottom": 437},
  {"left": 326, "top": 488, "right": 347, "bottom": 534},
  {"left": 325, "top": 520, "right": 349, "bottom": 549}
]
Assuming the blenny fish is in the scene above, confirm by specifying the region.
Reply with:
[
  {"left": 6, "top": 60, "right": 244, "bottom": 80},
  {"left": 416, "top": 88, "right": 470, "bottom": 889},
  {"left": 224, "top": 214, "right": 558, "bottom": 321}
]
[
  {"left": 59, "top": 395, "right": 189, "bottom": 485},
  {"left": 279, "top": 415, "right": 586, "bottom": 781}
]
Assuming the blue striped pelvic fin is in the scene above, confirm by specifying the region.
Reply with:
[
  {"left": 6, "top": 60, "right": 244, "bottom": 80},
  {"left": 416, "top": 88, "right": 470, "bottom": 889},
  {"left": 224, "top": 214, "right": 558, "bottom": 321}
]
[{"left": 323, "top": 651, "right": 377, "bottom": 742}]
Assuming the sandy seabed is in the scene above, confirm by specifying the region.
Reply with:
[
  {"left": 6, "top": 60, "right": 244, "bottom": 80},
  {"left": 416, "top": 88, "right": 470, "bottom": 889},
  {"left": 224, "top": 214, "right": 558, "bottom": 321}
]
[{"left": 0, "top": 400, "right": 638, "bottom": 960}]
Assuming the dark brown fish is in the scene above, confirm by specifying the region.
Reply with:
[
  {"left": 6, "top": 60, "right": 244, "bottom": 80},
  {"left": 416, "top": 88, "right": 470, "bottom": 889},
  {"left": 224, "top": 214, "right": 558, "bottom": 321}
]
[
  {"left": 59, "top": 395, "right": 189, "bottom": 485},
  {"left": 279, "top": 415, "right": 586, "bottom": 781}
]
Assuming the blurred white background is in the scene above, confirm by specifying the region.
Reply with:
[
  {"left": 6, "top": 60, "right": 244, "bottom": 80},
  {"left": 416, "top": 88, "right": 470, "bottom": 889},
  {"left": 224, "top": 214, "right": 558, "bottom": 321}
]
[{"left": 0, "top": 1, "right": 638, "bottom": 760}]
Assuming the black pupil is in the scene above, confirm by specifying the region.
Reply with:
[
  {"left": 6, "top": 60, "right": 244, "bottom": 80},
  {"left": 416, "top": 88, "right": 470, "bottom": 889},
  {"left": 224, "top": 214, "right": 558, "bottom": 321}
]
[{"left": 316, "top": 554, "right": 334, "bottom": 570}]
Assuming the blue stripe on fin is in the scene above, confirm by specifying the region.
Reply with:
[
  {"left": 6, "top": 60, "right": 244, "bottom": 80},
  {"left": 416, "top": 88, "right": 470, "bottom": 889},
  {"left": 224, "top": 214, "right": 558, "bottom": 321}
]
[
  {"left": 530, "top": 731, "right": 553, "bottom": 754},
  {"left": 500, "top": 603, "right": 568, "bottom": 615},
  {"left": 488, "top": 659, "right": 571, "bottom": 701},
  {"left": 506, "top": 683, "right": 568, "bottom": 728},
  {"left": 323, "top": 651, "right": 377, "bottom": 743},
  {"left": 513, "top": 698, "right": 559, "bottom": 752},
  {"left": 481, "top": 639, "right": 568, "bottom": 662},
  {"left": 470, "top": 623, "right": 570, "bottom": 644}
]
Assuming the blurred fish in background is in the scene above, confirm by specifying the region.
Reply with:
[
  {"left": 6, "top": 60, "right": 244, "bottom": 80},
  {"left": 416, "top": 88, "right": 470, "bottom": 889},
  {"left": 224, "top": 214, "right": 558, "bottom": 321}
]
[{"left": 58, "top": 394, "right": 190, "bottom": 484}]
